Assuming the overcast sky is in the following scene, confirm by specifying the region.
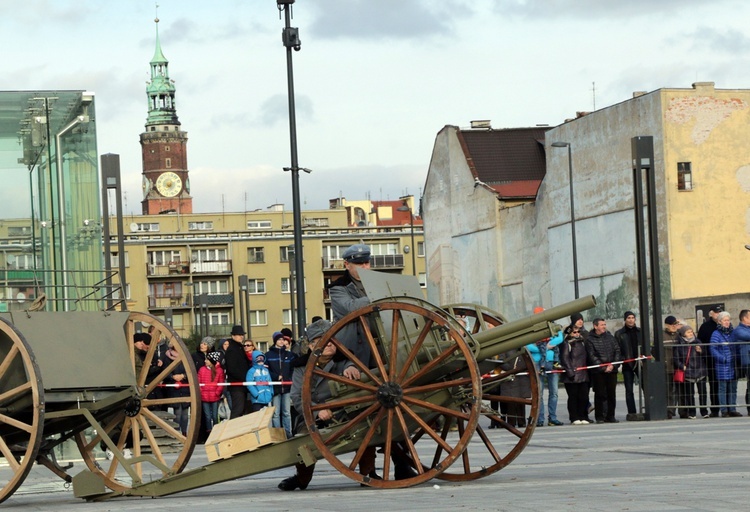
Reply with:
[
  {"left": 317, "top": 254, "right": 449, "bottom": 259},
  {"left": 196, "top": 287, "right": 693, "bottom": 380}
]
[{"left": 1, "top": 0, "right": 748, "bottom": 216}]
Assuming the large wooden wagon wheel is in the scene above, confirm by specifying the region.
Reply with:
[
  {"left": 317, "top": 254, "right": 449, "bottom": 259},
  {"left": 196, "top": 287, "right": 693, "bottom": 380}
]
[
  {"left": 74, "top": 312, "right": 200, "bottom": 491},
  {"left": 0, "top": 319, "right": 44, "bottom": 504},
  {"left": 301, "top": 301, "right": 482, "bottom": 488},
  {"left": 428, "top": 305, "right": 539, "bottom": 481}
]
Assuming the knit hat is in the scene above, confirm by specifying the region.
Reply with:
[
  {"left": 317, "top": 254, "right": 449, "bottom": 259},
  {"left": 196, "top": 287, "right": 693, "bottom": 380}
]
[
  {"left": 201, "top": 336, "right": 216, "bottom": 349},
  {"left": 281, "top": 328, "right": 294, "bottom": 339},
  {"left": 272, "top": 331, "right": 284, "bottom": 343},
  {"left": 252, "top": 350, "right": 265, "bottom": 364},
  {"left": 306, "top": 319, "right": 332, "bottom": 341},
  {"left": 134, "top": 332, "right": 152, "bottom": 345},
  {"left": 677, "top": 325, "right": 693, "bottom": 338},
  {"left": 570, "top": 313, "right": 583, "bottom": 324},
  {"left": 206, "top": 351, "right": 222, "bottom": 365},
  {"left": 623, "top": 311, "right": 636, "bottom": 320}
]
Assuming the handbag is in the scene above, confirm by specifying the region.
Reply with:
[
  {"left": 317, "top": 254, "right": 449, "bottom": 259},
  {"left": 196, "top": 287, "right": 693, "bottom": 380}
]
[
  {"left": 673, "top": 346, "right": 692, "bottom": 383},
  {"left": 217, "top": 397, "right": 230, "bottom": 421}
]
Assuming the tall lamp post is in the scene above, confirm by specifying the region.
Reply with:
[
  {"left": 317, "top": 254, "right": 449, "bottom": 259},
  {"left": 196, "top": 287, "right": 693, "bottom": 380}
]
[
  {"left": 277, "top": 0, "right": 308, "bottom": 336},
  {"left": 551, "top": 141, "right": 579, "bottom": 299},
  {"left": 397, "top": 203, "right": 417, "bottom": 276}
]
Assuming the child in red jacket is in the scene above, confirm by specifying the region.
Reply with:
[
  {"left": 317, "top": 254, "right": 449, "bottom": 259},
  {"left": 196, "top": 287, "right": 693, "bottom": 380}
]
[{"left": 198, "top": 351, "right": 225, "bottom": 433}]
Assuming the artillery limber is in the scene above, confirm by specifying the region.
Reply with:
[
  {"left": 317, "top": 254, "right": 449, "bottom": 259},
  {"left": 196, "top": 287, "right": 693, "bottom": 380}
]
[
  {"left": 0, "top": 271, "right": 595, "bottom": 503},
  {"left": 0, "top": 310, "right": 200, "bottom": 503}
]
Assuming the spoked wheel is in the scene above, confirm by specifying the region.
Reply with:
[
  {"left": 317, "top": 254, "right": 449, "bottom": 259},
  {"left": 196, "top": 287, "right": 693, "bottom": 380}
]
[
  {"left": 435, "top": 346, "right": 539, "bottom": 481},
  {"left": 302, "top": 301, "right": 481, "bottom": 488},
  {"left": 0, "top": 319, "right": 44, "bottom": 504},
  {"left": 74, "top": 312, "right": 199, "bottom": 491}
]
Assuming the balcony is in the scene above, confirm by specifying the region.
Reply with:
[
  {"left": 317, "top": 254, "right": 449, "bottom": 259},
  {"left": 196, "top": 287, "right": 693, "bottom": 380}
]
[
  {"left": 322, "top": 254, "right": 404, "bottom": 271},
  {"left": 191, "top": 260, "right": 232, "bottom": 274},
  {"left": 147, "top": 261, "right": 190, "bottom": 277},
  {"left": 147, "top": 293, "right": 234, "bottom": 309}
]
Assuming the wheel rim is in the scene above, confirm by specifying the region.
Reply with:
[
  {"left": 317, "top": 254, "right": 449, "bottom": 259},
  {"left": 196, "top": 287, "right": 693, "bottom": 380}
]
[
  {"left": 0, "top": 319, "right": 44, "bottom": 503},
  {"left": 436, "top": 305, "right": 540, "bottom": 481},
  {"left": 437, "top": 347, "right": 539, "bottom": 481},
  {"left": 302, "top": 301, "right": 481, "bottom": 488},
  {"left": 74, "top": 312, "right": 199, "bottom": 491}
]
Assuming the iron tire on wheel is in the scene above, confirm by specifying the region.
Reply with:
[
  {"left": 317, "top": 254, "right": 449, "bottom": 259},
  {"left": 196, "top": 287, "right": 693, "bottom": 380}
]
[
  {"left": 0, "top": 319, "right": 44, "bottom": 504},
  {"left": 301, "top": 301, "right": 482, "bottom": 489},
  {"left": 74, "top": 312, "right": 199, "bottom": 491},
  {"left": 433, "top": 305, "right": 540, "bottom": 481}
]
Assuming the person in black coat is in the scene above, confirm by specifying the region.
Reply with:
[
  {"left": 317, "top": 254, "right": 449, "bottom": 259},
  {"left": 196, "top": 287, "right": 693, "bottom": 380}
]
[
  {"left": 224, "top": 325, "right": 250, "bottom": 418},
  {"left": 560, "top": 325, "right": 591, "bottom": 424},
  {"left": 586, "top": 318, "right": 621, "bottom": 423}
]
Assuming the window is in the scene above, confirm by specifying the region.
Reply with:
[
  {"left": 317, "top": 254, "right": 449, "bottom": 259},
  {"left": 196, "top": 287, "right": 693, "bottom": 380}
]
[
  {"left": 135, "top": 223, "right": 159, "bottom": 232},
  {"left": 248, "top": 279, "right": 266, "bottom": 294},
  {"left": 417, "top": 241, "right": 425, "bottom": 257},
  {"left": 280, "top": 246, "right": 293, "bottom": 262},
  {"left": 247, "top": 220, "right": 272, "bottom": 230},
  {"left": 7, "top": 226, "right": 31, "bottom": 236},
  {"left": 112, "top": 283, "right": 132, "bottom": 300},
  {"left": 282, "top": 309, "right": 306, "bottom": 325},
  {"left": 370, "top": 243, "right": 398, "bottom": 256},
  {"left": 149, "top": 281, "right": 183, "bottom": 297},
  {"left": 303, "top": 217, "right": 329, "bottom": 227},
  {"left": 165, "top": 146, "right": 170, "bottom": 152},
  {"left": 249, "top": 310, "right": 267, "bottom": 326},
  {"left": 677, "top": 162, "right": 693, "bottom": 191},
  {"left": 15, "top": 254, "right": 39, "bottom": 270},
  {"left": 247, "top": 247, "right": 265, "bottom": 263},
  {"left": 110, "top": 252, "right": 130, "bottom": 267},
  {"left": 148, "top": 250, "right": 181, "bottom": 265},
  {"left": 281, "top": 277, "right": 306, "bottom": 293},
  {"left": 192, "top": 249, "right": 226, "bottom": 262},
  {"left": 194, "top": 280, "right": 229, "bottom": 295},
  {"left": 165, "top": 158, "right": 172, "bottom": 168},
  {"left": 188, "top": 221, "right": 213, "bottom": 231},
  {"left": 418, "top": 272, "right": 427, "bottom": 288}
]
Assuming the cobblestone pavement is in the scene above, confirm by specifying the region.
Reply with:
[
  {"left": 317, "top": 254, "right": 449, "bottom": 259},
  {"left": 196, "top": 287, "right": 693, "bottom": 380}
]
[{"left": 4, "top": 409, "right": 749, "bottom": 511}]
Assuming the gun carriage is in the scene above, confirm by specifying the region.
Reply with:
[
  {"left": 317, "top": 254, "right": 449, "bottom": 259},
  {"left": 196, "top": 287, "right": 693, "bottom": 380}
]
[{"left": 0, "top": 272, "right": 595, "bottom": 503}]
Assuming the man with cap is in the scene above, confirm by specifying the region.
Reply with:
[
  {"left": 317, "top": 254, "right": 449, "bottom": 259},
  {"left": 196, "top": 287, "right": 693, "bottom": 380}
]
[
  {"left": 278, "top": 319, "right": 376, "bottom": 490},
  {"left": 698, "top": 305, "right": 723, "bottom": 417},
  {"left": 663, "top": 315, "right": 681, "bottom": 418},
  {"left": 614, "top": 311, "right": 643, "bottom": 420},
  {"left": 328, "top": 243, "right": 374, "bottom": 367},
  {"left": 328, "top": 243, "right": 418, "bottom": 479},
  {"left": 225, "top": 325, "right": 251, "bottom": 418},
  {"left": 265, "top": 331, "right": 297, "bottom": 438}
]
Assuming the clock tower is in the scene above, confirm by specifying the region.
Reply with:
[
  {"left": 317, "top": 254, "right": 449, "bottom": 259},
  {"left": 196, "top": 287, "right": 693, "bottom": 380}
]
[{"left": 140, "top": 17, "right": 192, "bottom": 215}]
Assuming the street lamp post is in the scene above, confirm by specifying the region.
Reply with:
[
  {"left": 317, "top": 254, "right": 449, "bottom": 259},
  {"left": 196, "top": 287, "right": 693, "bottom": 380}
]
[
  {"left": 551, "top": 142, "right": 579, "bottom": 299},
  {"left": 397, "top": 204, "right": 416, "bottom": 276},
  {"left": 278, "top": 0, "right": 307, "bottom": 337}
]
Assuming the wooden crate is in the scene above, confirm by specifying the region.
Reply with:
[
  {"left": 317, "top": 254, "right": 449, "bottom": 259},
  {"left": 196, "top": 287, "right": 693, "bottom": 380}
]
[{"left": 204, "top": 406, "right": 287, "bottom": 462}]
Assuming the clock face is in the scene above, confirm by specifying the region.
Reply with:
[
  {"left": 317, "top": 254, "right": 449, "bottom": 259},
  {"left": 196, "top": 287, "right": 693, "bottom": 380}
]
[
  {"left": 156, "top": 172, "right": 182, "bottom": 197},
  {"left": 142, "top": 176, "right": 152, "bottom": 199}
]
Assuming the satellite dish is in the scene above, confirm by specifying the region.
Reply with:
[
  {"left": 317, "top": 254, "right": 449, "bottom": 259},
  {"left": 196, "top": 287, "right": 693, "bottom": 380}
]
[
  {"left": 16, "top": 292, "right": 26, "bottom": 303},
  {"left": 130, "top": 222, "right": 139, "bottom": 232}
]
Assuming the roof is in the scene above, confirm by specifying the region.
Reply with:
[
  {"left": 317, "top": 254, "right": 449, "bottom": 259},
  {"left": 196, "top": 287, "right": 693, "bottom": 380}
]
[{"left": 456, "top": 126, "right": 550, "bottom": 199}]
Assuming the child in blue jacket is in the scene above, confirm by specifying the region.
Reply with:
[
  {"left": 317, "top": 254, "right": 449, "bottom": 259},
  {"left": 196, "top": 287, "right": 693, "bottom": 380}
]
[{"left": 247, "top": 351, "right": 273, "bottom": 413}]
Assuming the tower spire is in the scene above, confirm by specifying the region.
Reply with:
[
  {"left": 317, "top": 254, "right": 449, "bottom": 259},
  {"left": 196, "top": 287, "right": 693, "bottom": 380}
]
[{"left": 146, "top": 15, "right": 179, "bottom": 127}]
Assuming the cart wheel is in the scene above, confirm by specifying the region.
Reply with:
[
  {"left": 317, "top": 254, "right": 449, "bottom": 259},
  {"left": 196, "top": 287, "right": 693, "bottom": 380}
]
[
  {"left": 302, "top": 301, "right": 481, "bottom": 488},
  {"left": 74, "top": 312, "right": 199, "bottom": 491},
  {"left": 435, "top": 347, "right": 539, "bottom": 481},
  {"left": 0, "top": 319, "right": 44, "bottom": 503}
]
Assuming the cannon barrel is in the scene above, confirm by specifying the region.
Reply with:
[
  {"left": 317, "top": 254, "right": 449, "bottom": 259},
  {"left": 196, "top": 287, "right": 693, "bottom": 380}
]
[{"left": 472, "top": 295, "right": 597, "bottom": 361}]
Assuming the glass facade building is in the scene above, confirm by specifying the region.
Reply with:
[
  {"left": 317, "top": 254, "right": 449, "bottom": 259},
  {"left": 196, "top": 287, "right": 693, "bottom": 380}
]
[{"left": 0, "top": 91, "right": 103, "bottom": 311}]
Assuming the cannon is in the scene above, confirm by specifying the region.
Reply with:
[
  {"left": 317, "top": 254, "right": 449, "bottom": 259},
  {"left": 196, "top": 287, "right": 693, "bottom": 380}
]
[
  {"left": 0, "top": 310, "right": 200, "bottom": 503},
  {"left": 60, "top": 272, "right": 595, "bottom": 501},
  {"left": 0, "top": 271, "right": 595, "bottom": 503}
]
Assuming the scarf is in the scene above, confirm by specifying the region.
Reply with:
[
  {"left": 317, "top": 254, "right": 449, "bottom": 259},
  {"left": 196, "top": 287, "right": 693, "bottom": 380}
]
[{"left": 717, "top": 324, "right": 733, "bottom": 335}]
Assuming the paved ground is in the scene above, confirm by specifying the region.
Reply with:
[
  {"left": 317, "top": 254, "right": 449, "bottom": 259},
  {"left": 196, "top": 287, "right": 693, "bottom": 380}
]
[{"left": 4, "top": 391, "right": 749, "bottom": 511}]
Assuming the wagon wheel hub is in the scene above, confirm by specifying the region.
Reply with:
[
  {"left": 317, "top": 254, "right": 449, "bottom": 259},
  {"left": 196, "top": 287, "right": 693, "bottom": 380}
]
[
  {"left": 124, "top": 397, "right": 141, "bottom": 417},
  {"left": 376, "top": 381, "right": 403, "bottom": 409}
]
